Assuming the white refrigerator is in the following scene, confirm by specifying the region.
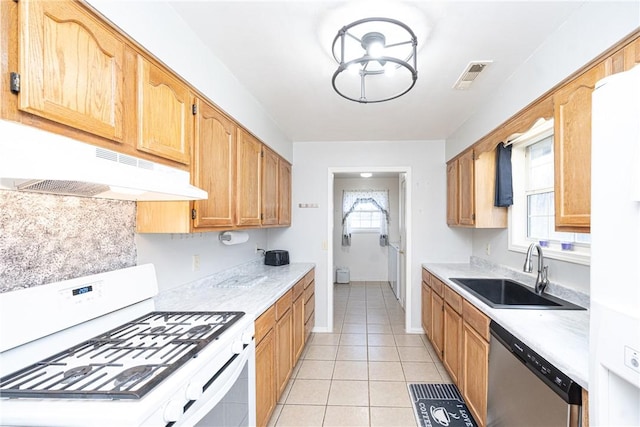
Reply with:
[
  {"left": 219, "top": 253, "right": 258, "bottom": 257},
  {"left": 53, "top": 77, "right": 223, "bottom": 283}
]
[{"left": 590, "top": 64, "right": 640, "bottom": 425}]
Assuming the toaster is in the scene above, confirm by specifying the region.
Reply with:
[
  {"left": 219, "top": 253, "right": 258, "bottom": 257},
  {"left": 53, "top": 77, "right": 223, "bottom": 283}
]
[{"left": 264, "top": 250, "right": 289, "bottom": 266}]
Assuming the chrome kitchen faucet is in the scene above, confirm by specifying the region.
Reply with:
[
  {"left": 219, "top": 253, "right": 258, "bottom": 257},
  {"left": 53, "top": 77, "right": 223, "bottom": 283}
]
[{"left": 523, "top": 243, "right": 549, "bottom": 294}]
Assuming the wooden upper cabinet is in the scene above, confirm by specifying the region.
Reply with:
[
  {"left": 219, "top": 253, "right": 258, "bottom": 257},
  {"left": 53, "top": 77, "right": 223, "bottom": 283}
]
[
  {"left": 446, "top": 161, "right": 459, "bottom": 226},
  {"left": 278, "top": 160, "right": 292, "bottom": 226},
  {"left": 553, "top": 62, "right": 605, "bottom": 232},
  {"left": 17, "top": 0, "right": 125, "bottom": 142},
  {"left": 237, "top": 129, "right": 262, "bottom": 227},
  {"left": 136, "top": 56, "right": 191, "bottom": 165},
  {"left": 192, "top": 100, "right": 236, "bottom": 229},
  {"left": 261, "top": 147, "right": 279, "bottom": 226},
  {"left": 458, "top": 150, "right": 475, "bottom": 226},
  {"left": 447, "top": 149, "right": 506, "bottom": 228}
]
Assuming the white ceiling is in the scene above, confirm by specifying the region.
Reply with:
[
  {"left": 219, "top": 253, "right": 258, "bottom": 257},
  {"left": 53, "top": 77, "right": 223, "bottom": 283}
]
[{"left": 168, "top": 1, "right": 586, "bottom": 143}]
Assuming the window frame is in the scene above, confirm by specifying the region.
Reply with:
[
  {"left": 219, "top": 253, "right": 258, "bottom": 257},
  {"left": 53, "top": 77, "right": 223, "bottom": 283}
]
[{"left": 507, "top": 121, "right": 590, "bottom": 266}]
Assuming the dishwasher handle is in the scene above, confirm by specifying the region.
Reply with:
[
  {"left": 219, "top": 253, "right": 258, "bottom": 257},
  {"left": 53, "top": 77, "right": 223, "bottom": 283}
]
[{"left": 490, "top": 321, "right": 582, "bottom": 405}]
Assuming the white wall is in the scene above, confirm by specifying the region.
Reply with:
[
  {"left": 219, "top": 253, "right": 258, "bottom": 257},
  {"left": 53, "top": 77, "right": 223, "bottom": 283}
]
[
  {"left": 86, "top": 0, "right": 292, "bottom": 162},
  {"left": 268, "top": 140, "right": 471, "bottom": 333},
  {"left": 446, "top": 2, "right": 639, "bottom": 161},
  {"left": 333, "top": 177, "right": 400, "bottom": 282},
  {"left": 136, "top": 230, "right": 268, "bottom": 292}
]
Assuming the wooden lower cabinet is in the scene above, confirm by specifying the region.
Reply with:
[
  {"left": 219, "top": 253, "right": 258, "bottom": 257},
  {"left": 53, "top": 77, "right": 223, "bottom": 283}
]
[
  {"left": 292, "top": 284, "right": 305, "bottom": 363},
  {"left": 431, "top": 291, "right": 444, "bottom": 360},
  {"left": 422, "top": 269, "right": 490, "bottom": 426},
  {"left": 255, "top": 269, "right": 314, "bottom": 426},
  {"left": 421, "top": 280, "right": 432, "bottom": 339},
  {"left": 255, "top": 329, "right": 275, "bottom": 427},
  {"left": 462, "top": 321, "right": 489, "bottom": 426},
  {"left": 443, "top": 302, "right": 462, "bottom": 385},
  {"left": 275, "top": 292, "right": 293, "bottom": 398}
]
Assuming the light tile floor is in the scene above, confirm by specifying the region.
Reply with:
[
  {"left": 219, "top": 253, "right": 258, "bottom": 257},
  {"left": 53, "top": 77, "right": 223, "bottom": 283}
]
[{"left": 268, "top": 281, "right": 453, "bottom": 427}]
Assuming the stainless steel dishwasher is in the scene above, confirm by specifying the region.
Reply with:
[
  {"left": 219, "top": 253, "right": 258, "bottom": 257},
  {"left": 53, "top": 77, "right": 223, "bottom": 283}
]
[{"left": 487, "top": 321, "right": 582, "bottom": 427}]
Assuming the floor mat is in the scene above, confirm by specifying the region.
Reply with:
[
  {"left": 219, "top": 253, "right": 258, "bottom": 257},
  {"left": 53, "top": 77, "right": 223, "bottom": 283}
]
[{"left": 408, "top": 383, "right": 478, "bottom": 427}]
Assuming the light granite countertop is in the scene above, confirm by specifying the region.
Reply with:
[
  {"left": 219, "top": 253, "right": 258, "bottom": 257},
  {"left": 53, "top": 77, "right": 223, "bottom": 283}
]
[
  {"left": 154, "top": 261, "right": 315, "bottom": 320},
  {"left": 423, "top": 261, "right": 589, "bottom": 390}
]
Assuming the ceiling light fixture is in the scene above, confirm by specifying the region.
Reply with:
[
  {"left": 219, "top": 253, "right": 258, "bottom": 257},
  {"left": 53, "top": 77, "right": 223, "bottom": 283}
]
[
  {"left": 332, "top": 17, "right": 418, "bottom": 103},
  {"left": 360, "top": 172, "right": 373, "bottom": 178}
]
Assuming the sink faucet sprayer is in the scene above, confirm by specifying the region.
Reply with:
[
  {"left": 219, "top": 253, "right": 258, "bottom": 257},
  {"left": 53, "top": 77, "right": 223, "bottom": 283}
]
[{"left": 523, "top": 243, "right": 549, "bottom": 294}]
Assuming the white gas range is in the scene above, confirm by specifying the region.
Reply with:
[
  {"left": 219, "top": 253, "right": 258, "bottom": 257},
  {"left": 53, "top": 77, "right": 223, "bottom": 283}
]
[{"left": 0, "top": 264, "right": 256, "bottom": 427}]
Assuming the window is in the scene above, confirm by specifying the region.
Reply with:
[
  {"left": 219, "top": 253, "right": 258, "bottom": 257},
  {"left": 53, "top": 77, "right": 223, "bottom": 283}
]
[
  {"left": 342, "top": 190, "right": 389, "bottom": 232},
  {"left": 347, "top": 199, "right": 383, "bottom": 231},
  {"left": 509, "top": 120, "right": 590, "bottom": 265}
]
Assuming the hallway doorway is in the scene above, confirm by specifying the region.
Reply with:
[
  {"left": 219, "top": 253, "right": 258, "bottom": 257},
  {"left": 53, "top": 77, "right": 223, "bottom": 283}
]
[{"left": 327, "top": 167, "right": 412, "bottom": 335}]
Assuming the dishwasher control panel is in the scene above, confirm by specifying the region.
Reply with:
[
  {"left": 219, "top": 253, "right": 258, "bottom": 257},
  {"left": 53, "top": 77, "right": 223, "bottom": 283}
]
[{"left": 491, "top": 321, "right": 582, "bottom": 404}]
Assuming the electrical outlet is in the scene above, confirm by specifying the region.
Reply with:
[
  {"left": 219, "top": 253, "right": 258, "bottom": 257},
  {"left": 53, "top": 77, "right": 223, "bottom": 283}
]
[
  {"left": 254, "top": 244, "right": 259, "bottom": 254},
  {"left": 485, "top": 243, "right": 491, "bottom": 256},
  {"left": 192, "top": 255, "right": 200, "bottom": 272}
]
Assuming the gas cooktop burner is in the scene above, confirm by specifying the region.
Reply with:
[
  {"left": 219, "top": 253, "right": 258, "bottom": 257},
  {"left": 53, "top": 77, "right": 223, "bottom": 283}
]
[
  {"left": 114, "top": 365, "right": 154, "bottom": 388},
  {"left": 0, "top": 311, "right": 245, "bottom": 400},
  {"left": 61, "top": 365, "right": 93, "bottom": 384}
]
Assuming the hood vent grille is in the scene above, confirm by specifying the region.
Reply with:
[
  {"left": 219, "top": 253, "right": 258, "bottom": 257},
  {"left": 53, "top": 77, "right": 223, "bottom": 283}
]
[
  {"left": 453, "top": 60, "right": 492, "bottom": 90},
  {"left": 17, "top": 180, "right": 110, "bottom": 197}
]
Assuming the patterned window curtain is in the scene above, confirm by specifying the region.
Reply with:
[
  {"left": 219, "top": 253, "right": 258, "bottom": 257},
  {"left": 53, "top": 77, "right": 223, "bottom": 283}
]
[{"left": 341, "top": 190, "right": 390, "bottom": 247}]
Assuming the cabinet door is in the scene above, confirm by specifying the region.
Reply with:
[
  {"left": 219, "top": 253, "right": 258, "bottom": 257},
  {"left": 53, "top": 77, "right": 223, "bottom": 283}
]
[
  {"left": 237, "top": 129, "right": 262, "bottom": 226},
  {"left": 278, "top": 160, "right": 292, "bottom": 226},
  {"left": 137, "top": 56, "right": 191, "bottom": 164},
  {"left": 421, "top": 281, "right": 432, "bottom": 339},
  {"left": 275, "top": 308, "right": 293, "bottom": 399},
  {"left": 255, "top": 330, "right": 276, "bottom": 427},
  {"left": 430, "top": 292, "right": 444, "bottom": 361},
  {"left": 462, "top": 321, "right": 489, "bottom": 427},
  {"left": 18, "top": 0, "right": 125, "bottom": 142},
  {"left": 192, "top": 100, "right": 236, "bottom": 228},
  {"left": 553, "top": 63, "right": 605, "bottom": 231},
  {"left": 261, "top": 147, "right": 279, "bottom": 226},
  {"left": 443, "top": 303, "right": 462, "bottom": 385},
  {"left": 446, "top": 160, "right": 459, "bottom": 226},
  {"left": 458, "top": 150, "right": 475, "bottom": 226},
  {"left": 292, "top": 294, "right": 305, "bottom": 364}
]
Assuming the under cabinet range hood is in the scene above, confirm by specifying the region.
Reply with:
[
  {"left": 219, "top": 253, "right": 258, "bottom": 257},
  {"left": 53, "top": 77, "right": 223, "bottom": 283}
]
[{"left": 0, "top": 120, "right": 207, "bottom": 201}]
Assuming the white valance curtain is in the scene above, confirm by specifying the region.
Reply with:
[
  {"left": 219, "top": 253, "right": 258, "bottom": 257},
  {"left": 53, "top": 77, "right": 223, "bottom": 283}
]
[{"left": 341, "top": 190, "right": 389, "bottom": 247}]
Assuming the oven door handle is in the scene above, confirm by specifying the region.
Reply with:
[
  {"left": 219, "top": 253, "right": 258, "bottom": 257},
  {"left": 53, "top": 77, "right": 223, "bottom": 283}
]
[{"left": 174, "top": 340, "right": 255, "bottom": 427}]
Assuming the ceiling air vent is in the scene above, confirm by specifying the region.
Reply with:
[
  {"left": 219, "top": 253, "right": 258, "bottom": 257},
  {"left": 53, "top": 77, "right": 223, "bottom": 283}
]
[{"left": 453, "top": 60, "right": 493, "bottom": 90}]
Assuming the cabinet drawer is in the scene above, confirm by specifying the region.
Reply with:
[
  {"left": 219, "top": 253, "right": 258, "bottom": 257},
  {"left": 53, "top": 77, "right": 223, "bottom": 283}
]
[
  {"left": 303, "top": 270, "right": 315, "bottom": 289},
  {"left": 462, "top": 300, "right": 490, "bottom": 341},
  {"left": 431, "top": 277, "right": 444, "bottom": 297},
  {"left": 255, "top": 305, "right": 275, "bottom": 344},
  {"left": 292, "top": 280, "right": 304, "bottom": 301},
  {"left": 304, "top": 283, "right": 314, "bottom": 302},
  {"left": 304, "top": 293, "right": 315, "bottom": 323},
  {"left": 422, "top": 268, "right": 431, "bottom": 286},
  {"left": 444, "top": 286, "right": 463, "bottom": 314},
  {"left": 275, "top": 290, "right": 292, "bottom": 320}
]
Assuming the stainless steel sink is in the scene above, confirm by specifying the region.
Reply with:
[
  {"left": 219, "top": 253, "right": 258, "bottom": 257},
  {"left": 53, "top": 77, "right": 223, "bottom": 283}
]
[{"left": 449, "top": 278, "right": 585, "bottom": 310}]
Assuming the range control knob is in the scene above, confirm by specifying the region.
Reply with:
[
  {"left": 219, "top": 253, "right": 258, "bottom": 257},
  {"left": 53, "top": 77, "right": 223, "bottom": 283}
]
[
  {"left": 185, "top": 382, "right": 203, "bottom": 400},
  {"left": 163, "top": 399, "right": 184, "bottom": 422},
  {"left": 231, "top": 340, "right": 244, "bottom": 354},
  {"left": 241, "top": 331, "right": 254, "bottom": 345}
]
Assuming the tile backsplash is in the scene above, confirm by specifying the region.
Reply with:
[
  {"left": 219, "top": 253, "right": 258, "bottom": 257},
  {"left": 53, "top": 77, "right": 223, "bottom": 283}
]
[{"left": 0, "top": 191, "right": 136, "bottom": 292}]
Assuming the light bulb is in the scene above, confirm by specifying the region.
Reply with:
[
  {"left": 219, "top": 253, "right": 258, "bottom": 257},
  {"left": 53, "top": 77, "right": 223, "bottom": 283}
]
[
  {"left": 368, "top": 41, "right": 384, "bottom": 59},
  {"left": 360, "top": 172, "right": 372, "bottom": 178}
]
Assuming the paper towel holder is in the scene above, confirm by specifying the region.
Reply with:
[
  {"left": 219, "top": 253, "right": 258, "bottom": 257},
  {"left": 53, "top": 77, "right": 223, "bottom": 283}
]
[{"left": 218, "top": 231, "right": 249, "bottom": 245}]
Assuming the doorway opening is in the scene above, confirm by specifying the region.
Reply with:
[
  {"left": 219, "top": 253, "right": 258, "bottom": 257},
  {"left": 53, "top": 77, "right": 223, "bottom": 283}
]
[{"left": 327, "top": 167, "right": 412, "bottom": 333}]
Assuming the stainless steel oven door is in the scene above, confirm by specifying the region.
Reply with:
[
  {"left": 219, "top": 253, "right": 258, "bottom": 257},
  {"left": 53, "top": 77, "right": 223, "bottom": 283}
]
[{"left": 176, "top": 340, "right": 256, "bottom": 427}]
